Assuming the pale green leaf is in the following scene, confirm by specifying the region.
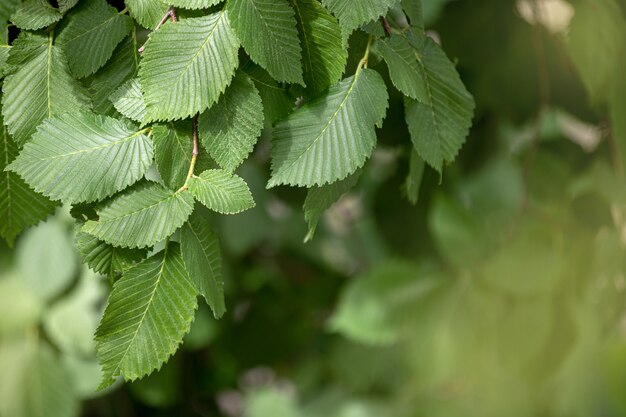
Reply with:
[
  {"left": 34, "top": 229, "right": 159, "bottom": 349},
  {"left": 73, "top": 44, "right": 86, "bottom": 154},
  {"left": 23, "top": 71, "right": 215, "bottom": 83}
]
[
  {"left": 244, "top": 387, "right": 303, "bottom": 417},
  {"left": 76, "top": 229, "right": 149, "bottom": 276},
  {"left": 96, "top": 243, "right": 198, "bottom": 389},
  {"left": 227, "top": 0, "right": 304, "bottom": 84},
  {"left": 152, "top": 120, "right": 194, "bottom": 190},
  {"left": 10, "top": 0, "right": 61, "bottom": 31},
  {"left": 89, "top": 35, "right": 140, "bottom": 115},
  {"left": 126, "top": 0, "right": 169, "bottom": 28},
  {"left": 321, "top": 0, "right": 397, "bottom": 41},
  {"left": 8, "top": 112, "right": 154, "bottom": 204},
  {"left": 403, "top": 148, "right": 424, "bottom": 205},
  {"left": 139, "top": 11, "right": 240, "bottom": 122},
  {"left": 0, "top": 340, "right": 79, "bottom": 417},
  {"left": 0, "top": 0, "right": 20, "bottom": 43},
  {"left": 56, "top": 0, "right": 133, "bottom": 78},
  {"left": 180, "top": 211, "right": 225, "bottom": 317},
  {"left": 268, "top": 68, "right": 388, "bottom": 187},
  {"left": 303, "top": 170, "right": 359, "bottom": 242},
  {"left": 110, "top": 78, "right": 147, "bottom": 122},
  {"left": 198, "top": 72, "right": 263, "bottom": 172},
  {"left": 82, "top": 182, "right": 195, "bottom": 248},
  {"left": 0, "top": 45, "right": 10, "bottom": 78},
  {"left": 17, "top": 219, "right": 76, "bottom": 301},
  {"left": 244, "top": 62, "right": 295, "bottom": 124},
  {"left": 0, "top": 118, "right": 57, "bottom": 246},
  {"left": 189, "top": 169, "right": 255, "bottom": 214},
  {"left": 2, "top": 32, "right": 91, "bottom": 145},
  {"left": 403, "top": 31, "right": 474, "bottom": 173},
  {"left": 291, "top": 0, "right": 347, "bottom": 95},
  {"left": 170, "top": 0, "right": 223, "bottom": 9},
  {"left": 0, "top": 275, "right": 43, "bottom": 335},
  {"left": 377, "top": 34, "right": 426, "bottom": 101}
]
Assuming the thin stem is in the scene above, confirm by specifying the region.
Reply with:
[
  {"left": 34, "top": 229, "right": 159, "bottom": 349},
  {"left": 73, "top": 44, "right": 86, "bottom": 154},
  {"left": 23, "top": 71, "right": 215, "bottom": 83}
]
[
  {"left": 118, "top": 7, "right": 129, "bottom": 15},
  {"left": 357, "top": 35, "right": 375, "bottom": 72},
  {"left": 138, "top": 6, "right": 177, "bottom": 53},
  {"left": 380, "top": 16, "right": 392, "bottom": 37},
  {"left": 178, "top": 114, "right": 199, "bottom": 192}
]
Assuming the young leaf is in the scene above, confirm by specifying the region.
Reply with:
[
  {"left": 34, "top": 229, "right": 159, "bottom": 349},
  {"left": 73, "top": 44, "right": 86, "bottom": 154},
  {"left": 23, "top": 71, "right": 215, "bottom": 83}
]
[
  {"left": 2, "top": 32, "right": 91, "bottom": 145},
  {"left": 110, "top": 78, "right": 147, "bottom": 123},
  {"left": 81, "top": 183, "right": 195, "bottom": 249},
  {"left": 89, "top": 35, "right": 140, "bottom": 115},
  {"left": 290, "top": 0, "right": 347, "bottom": 95},
  {"left": 125, "top": 0, "right": 169, "bottom": 29},
  {"left": 139, "top": 11, "right": 240, "bottom": 122},
  {"left": 180, "top": 211, "right": 225, "bottom": 318},
  {"left": 8, "top": 112, "right": 154, "bottom": 204},
  {"left": 321, "top": 0, "right": 397, "bottom": 41},
  {"left": 244, "top": 63, "right": 295, "bottom": 124},
  {"left": 403, "top": 32, "right": 474, "bottom": 173},
  {"left": 0, "top": 109, "right": 57, "bottom": 246},
  {"left": 189, "top": 169, "right": 255, "bottom": 214},
  {"left": 227, "top": 0, "right": 304, "bottom": 84},
  {"left": 198, "top": 72, "right": 264, "bottom": 172},
  {"left": 10, "top": 0, "right": 62, "bottom": 31},
  {"left": 268, "top": 68, "right": 388, "bottom": 188},
  {"left": 75, "top": 229, "right": 149, "bottom": 277},
  {"left": 303, "top": 170, "right": 360, "bottom": 242},
  {"left": 377, "top": 34, "right": 427, "bottom": 101},
  {"left": 152, "top": 120, "right": 195, "bottom": 190},
  {"left": 96, "top": 243, "right": 198, "bottom": 389},
  {"left": 56, "top": 0, "right": 133, "bottom": 78},
  {"left": 170, "top": 0, "right": 223, "bottom": 9}
]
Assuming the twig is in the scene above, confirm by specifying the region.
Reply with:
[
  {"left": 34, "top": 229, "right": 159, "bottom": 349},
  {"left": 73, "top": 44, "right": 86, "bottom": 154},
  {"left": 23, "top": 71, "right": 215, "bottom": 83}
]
[
  {"left": 178, "top": 115, "right": 199, "bottom": 192},
  {"left": 380, "top": 16, "right": 392, "bottom": 37},
  {"left": 138, "top": 6, "right": 177, "bottom": 54}
]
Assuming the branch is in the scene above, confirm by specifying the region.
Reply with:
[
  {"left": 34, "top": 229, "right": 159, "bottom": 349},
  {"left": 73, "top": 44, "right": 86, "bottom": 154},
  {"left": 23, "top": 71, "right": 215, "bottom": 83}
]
[{"left": 138, "top": 6, "right": 177, "bottom": 54}]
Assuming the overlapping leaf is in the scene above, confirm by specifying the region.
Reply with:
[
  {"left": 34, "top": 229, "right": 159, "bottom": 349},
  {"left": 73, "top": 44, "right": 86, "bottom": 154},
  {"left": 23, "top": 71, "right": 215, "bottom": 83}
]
[
  {"left": 2, "top": 32, "right": 90, "bottom": 145},
  {"left": 290, "top": 0, "right": 347, "bottom": 95},
  {"left": 189, "top": 169, "right": 255, "bottom": 214},
  {"left": 268, "top": 68, "right": 388, "bottom": 187},
  {"left": 321, "top": 0, "right": 397, "bottom": 41},
  {"left": 75, "top": 229, "right": 148, "bottom": 277},
  {"left": 227, "top": 0, "right": 303, "bottom": 84},
  {"left": 0, "top": 45, "right": 10, "bottom": 78},
  {"left": 96, "top": 243, "right": 198, "bottom": 389},
  {"left": 170, "top": 0, "right": 222, "bottom": 9},
  {"left": 0, "top": 0, "right": 20, "bottom": 43},
  {"left": 139, "top": 11, "right": 240, "bottom": 122},
  {"left": 403, "top": 32, "right": 474, "bottom": 173},
  {"left": 10, "top": 0, "right": 61, "bottom": 31},
  {"left": 244, "top": 63, "right": 295, "bottom": 124},
  {"left": 110, "top": 78, "right": 147, "bottom": 123},
  {"left": 377, "top": 34, "right": 426, "bottom": 101},
  {"left": 0, "top": 121, "right": 56, "bottom": 246},
  {"left": 198, "top": 72, "right": 263, "bottom": 172},
  {"left": 56, "top": 0, "right": 133, "bottom": 78},
  {"left": 8, "top": 112, "right": 153, "bottom": 204},
  {"left": 82, "top": 182, "right": 195, "bottom": 248},
  {"left": 180, "top": 211, "right": 225, "bottom": 317},
  {"left": 152, "top": 120, "right": 194, "bottom": 190},
  {"left": 125, "top": 0, "right": 169, "bottom": 28}
]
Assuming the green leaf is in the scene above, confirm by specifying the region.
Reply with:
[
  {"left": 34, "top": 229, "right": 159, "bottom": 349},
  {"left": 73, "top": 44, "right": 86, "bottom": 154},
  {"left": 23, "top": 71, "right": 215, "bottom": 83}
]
[
  {"left": 170, "top": 0, "right": 222, "bottom": 9},
  {"left": 10, "top": 0, "right": 62, "bottom": 31},
  {"left": 152, "top": 120, "right": 195, "bottom": 190},
  {"left": 403, "top": 148, "right": 424, "bottom": 205},
  {"left": 0, "top": 340, "right": 79, "bottom": 417},
  {"left": 126, "top": 0, "right": 169, "bottom": 28},
  {"left": 268, "top": 68, "right": 388, "bottom": 187},
  {"left": 82, "top": 182, "right": 195, "bottom": 248},
  {"left": 402, "top": 0, "right": 423, "bottom": 28},
  {"left": 303, "top": 170, "right": 359, "bottom": 242},
  {"left": 139, "top": 11, "right": 240, "bottom": 122},
  {"left": 321, "top": 0, "right": 397, "bottom": 41},
  {"left": 244, "top": 62, "right": 295, "bottom": 124},
  {"left": 8, "top": 112, "right": 154, "bottom": 204},
  {"left": 89, "top": 35, "right": 140, "bottom": 115},
  {"left": 56, "top": 0, "right": 133, "bottom": 78},
  {"left": 58, "top": 0, "right": 80, "bottom": 13},
  {"left": 0, "top": 117, "right": 56, "bottom": 246},
  {"left": 403, "top": 32, "right": 474, "bottom": 173},
  {"left": 227, "top": 0, "right": 303, "bottom": 84},
  {"left": 198, "top": 72, "right": 264, "bottom": 172},
  {"left": 180, "top": 211, "right": 225, "bottom": 318},
  {"left": 0, "top": 45, "right": 10, "bottom": 78},
  {"left": 110, "top": 78, "right": 147, "bottom": 123},
  {"left": 2, "top": 32, "right": 91, "bottom": 146},
  {"left": 0, "top": 0, "right": 20, "bottom": 43},
  {"left": 189, "top": 169, "right": 255, "bottom": 214},
  {"left": 290, "top": 0, "right": 347, "bottom": 95},
  {"left": 377, "top": 34, "right": 426, "bottom": 101},
  {"left": 244, "top": 387, "right": 303, "bottom": 417},
  {"left": 96, "top": 243, "right": 198, "bottom": 389},
  {"left": 76, "top": 229, "right": 149, "bottom": 277}
]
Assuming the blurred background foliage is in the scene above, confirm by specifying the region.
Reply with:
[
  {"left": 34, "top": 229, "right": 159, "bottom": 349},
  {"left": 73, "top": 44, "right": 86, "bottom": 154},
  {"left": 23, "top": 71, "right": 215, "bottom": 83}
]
[{"left": 3, "top": 0, "right": 626, "bottom": 416}]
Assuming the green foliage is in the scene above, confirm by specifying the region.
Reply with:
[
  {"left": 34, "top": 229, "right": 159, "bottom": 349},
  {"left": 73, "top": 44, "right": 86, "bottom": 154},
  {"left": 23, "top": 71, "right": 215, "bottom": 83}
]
[
  {"left": 10, "top": 0, "right": 61, "bottom": 31},
  {"left": 188, "top": 169, "right": 255, "bottom": 214}
]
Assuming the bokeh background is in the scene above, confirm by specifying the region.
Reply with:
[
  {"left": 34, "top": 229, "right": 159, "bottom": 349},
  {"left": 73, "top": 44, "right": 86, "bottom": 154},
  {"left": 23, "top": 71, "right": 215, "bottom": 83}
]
[{"left": 3, "top": 0, "right": 626, "bottom": 416}]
